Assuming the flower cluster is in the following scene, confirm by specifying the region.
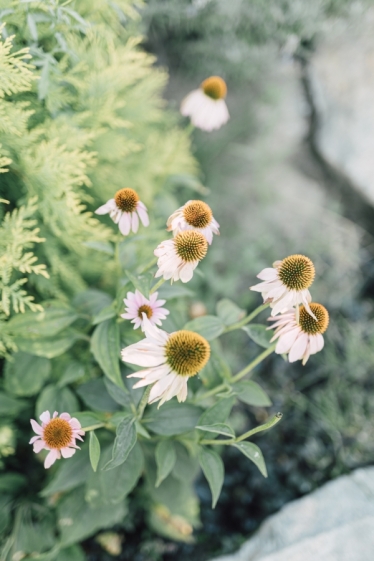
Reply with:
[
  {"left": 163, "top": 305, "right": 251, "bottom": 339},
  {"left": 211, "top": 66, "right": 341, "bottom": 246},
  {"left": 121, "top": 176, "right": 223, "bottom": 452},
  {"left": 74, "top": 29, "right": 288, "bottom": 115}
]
[{"left": 251, "top": 255, "right": 329, "bottom": 365}]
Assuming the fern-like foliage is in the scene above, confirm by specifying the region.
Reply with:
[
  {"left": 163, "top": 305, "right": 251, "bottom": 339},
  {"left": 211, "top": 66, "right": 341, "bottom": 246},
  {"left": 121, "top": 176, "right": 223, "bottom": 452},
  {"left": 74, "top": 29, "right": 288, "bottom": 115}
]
[{"left": 0, "top": 197, "right": 48, "bottom": 316}]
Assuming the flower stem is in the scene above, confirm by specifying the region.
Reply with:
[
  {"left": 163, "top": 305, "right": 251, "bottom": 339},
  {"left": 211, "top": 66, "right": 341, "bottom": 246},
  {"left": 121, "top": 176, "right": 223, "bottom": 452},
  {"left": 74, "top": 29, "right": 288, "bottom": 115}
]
[
  {"left": 82, "top": 423, "right": 106, "bottom": 432},
  {"left": 149, "top": 277, "right": 166, "bottom": 295},
  {"left": 137, "top": 385, "right": 152, "bottom": 419},
  {"left": 194, "top": 344, "right": 276, "bottom": 403},
  {"left": 231, "top": 343, "right": 276, "bottom": 383},
  {"left": 224, "top": 302, "right": 270, "bottom": 333},
  {"left": 138, "top": 256, "right": 157, "bottom": 274}
]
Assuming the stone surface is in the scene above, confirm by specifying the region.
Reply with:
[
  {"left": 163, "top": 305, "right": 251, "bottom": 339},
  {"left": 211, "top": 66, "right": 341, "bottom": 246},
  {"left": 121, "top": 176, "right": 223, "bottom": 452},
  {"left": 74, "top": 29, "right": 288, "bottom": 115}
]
[
  {"left": 308, "top": 14, "right": 374, "bottom": 206},
  {"left": 210, "top": 468, "right": 374, "bottom": 561}
]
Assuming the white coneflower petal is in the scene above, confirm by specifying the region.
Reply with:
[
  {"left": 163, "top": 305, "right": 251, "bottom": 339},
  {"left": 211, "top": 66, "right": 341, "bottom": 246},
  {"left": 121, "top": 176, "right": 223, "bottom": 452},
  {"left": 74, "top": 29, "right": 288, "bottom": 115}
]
[
  {"left": 268, "top": 303, "right": 329, "bottom": 365},
  {"left": 122, "top": 316, "right": 210, "bottom": 407},
  {"left": 166, "top": 200, "right": 220, "bottom": 245},
  {"left": 95, "top": 188, "right": 149, "bottom": 236},
  {"left": 181, "top": 76, "right": 230, "bottom": 132},
  {"left": 121, "top": 289, "right": 169, "bottom": 331},
  {"left": 251, "top": 254, "right": 316, "bottom": 318},
  {"left": 29, "top": 411, "right": 85, "bottom": 469},
  {"left": 154, "top": 230, "right": 208, "bottom": 283}
]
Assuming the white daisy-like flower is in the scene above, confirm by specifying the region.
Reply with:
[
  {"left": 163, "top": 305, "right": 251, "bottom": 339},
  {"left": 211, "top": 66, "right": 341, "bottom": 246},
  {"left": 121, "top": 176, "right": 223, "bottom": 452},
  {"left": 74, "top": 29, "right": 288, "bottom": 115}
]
[
  {"left": 29, "top": 411, "right": 85, "bottom": 469},
  {"left": 250, "top": 254, "right": 316, "bottom": 318},
  {"left": 181, "top": 76, "right": 230, "bottom": 132},
  {"left": 121, "top": 289, "right": 169, "bottom": 331},
  {"left": 122, "top": 316, "right": 210, "bottom": 407},
  {"left": 268, "top": 303, "right": 329, "bottom": 365},
  {"left": 95, "top": 188, "right": 149, "bottom": 236},
  {"left": 167, "top": 200, "right": 220, "bottom": 245},
  {"left": 154, "top": 230, "right": 208, "bottom": 283}
]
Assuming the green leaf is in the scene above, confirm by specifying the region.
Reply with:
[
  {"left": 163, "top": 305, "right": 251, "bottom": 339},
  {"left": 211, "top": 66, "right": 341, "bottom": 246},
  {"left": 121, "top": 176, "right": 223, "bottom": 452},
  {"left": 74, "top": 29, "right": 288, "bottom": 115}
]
[
  {"left": 4, "top": 352, "right": 51, "bottom": 396},
  {"left": 233, "top": 381, "right": 272, "bottom": 407},
  {"left": 104, "top": 377, "right": 132, "bottom": 407},
  {"left": 92, "top": 305, "right": 116, "bottom": 326},
  {"left": 196, "top": 423, "right": 235, "bottom": 438},
  {"left": 198, "top": 396, "right": 235, "bottom": 430},
  {"left": 57, "top": 362, "right": 85, "bottom": 388},
  {"left": 183, "top": 315, "right": 225, "bottom": 340},
  {"left": 155, "top": 440, "right": 177, "bottom": 487},
  {"left": 90, "top": 318, "right": 122, "bottom": 387},
  {"left": 73, "top": 412, "right": 103, "bottom": 430},
  {"left": 199, "top": 345, "right": 231, "bottom": 389},
  {"left": 242, "top": 324, "right": 272, "bottom": 348},
  {"left": 157, "top": 284, "right": 194, "bottom": 300},
  {"left": 103, "top": 415, "right": 137, "bottom": 471},
  {"left": 73, "top": 290, "right": 112, "bottom": 318},
  {"left": 86, "top": 443, "right": 143, "bottom": 506},
  {"left": 76, "top": 379, "right": 120, "bottom": 413},
  {"left": 83, "top": 241, "right": 114, "bottom": 255},
  {"left": 144, "top": 401, "right": 203, "bottom": 436},
  {"left": 0, "top": 392, "right": 28, "bottom": 416},
  {"left": 41, "top": 446, "right": 91, "bottom": 497},
  {"left": 198, "top": 447, "right": 224, "bottom": 508},
  {"left": 8, "top": 307, "right": 78, "bottom": 338},
  {"left": 36, "top": 385, "right": 79, "bottom": 418},
  {"left": 233, "top": 442, "right": 268, "bottom": 477},
  {"left": 125, "top": 269, "right": 152, "bottom": 295},
  {"left": 14, "top": 334, "right": 78, "bottom": 358},
  {"left": 0, "top": 473, "right": 26, "bottom": 494},
  {"left": 216, "top": 298, "right": 245, "bottom": 326},
  {"left": 56, "top": 545, "right": 86, "bottom": 561},
  {"left": 89, "top": 432, "right": 101, "bottom": 472},
  {"left": 57, "top": 487, "right": 126, "bottom": 546},
  {"left": 171, "top": 442, "right": 200, "bottom": 483}
]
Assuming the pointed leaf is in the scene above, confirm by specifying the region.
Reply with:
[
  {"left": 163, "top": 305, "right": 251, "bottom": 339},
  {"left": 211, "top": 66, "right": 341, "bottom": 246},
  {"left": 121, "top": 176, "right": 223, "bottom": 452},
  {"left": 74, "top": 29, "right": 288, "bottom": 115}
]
[
  {"left": 155, "top": 440, "right": 177, "bottom": 487},
  {"left": 198, "top": 447, "right": 224, "bottom": 508},
  {"left": 233, "top": 442, "right": 267, "bottom": 477},
  {"left": 233, "top": 381, "right": 272, "bottom": 407},
  {"left": 183, "top": 315, "right": 224, "bottom": 341},
  {"left": 196, "top": 423, "right": 235, "bottom": 438},
  {"left": 242, "top": 324, "right": 272, "bottom": 348},
  {"left": 103, "top": 415, "right": 136, "bottom": 471},
  {"left": 89, "top": 432, "right": 101, "bottom": 472},
  {"left": 216, "top": 299, "right": 245, "bottom": 326},
  {"left": 90, "top": 318, "right": 122, "bottom": 387}
]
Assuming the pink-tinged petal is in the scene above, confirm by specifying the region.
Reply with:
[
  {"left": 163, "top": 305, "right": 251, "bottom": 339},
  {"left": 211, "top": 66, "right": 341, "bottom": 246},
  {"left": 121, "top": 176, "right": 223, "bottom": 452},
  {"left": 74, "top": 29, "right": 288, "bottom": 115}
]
[
  {"left": 59, "top": 413, "right": 71, "bottom": 421},
  {"left": 257, "top": 268, "right": 278, "bottom": 281},
  {"left": 61, "top": 447, "right": 76, "bottom": 459},
  {"left": 30, "top": 419, "right": 43, "bottom": 435},
  {"left": 315, "top": 333, "right": 324, "bottom": 352},
  {"left": 137, "top": 205, "right": 149, "bottom": 227},
  {"left": 44, "top": 449, "right": 60, "bottom": 469},
  {"left": 288, "top": 333, "right": 309, "bottom": 363},
  {"left": 95, "top": 199, "right": 115, "bottom": 215},
  {"left": 149, "top": 373, "right": 176, "bottom": 404},
  {"left": 69, "top": 418, "right": 82, "bottom": 430},
  {"left": 53, "top": 411, "right": 58, "bottom": 418},
  {"left": 39, "top": 411, "right": 51, "bottom": 425},
  {"left": 29, "top": 435, "right": 41, "bottom": 444},
  {"left": 131, "top": 211, "right": 139, "bottom": 233},
  {"left": 179, "top": 263, "right": 195, "bottom": 283},
  {"left": 177, "top": 379, "right": 188, "bottom": 402},
  {"left": 275, "top": 327, "right": 301, "bottom": 353},
  {"left": 119, "top": 212, "right": 131, "bottom": 236},
  {"left": 33, "top": 439, "right": 47, "bottom": 453}
]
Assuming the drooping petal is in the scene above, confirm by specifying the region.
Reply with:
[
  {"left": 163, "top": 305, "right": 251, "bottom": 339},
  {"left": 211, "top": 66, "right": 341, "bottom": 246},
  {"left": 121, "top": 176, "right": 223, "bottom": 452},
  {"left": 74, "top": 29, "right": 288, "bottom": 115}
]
[
  {"left": 61, "top": 447, "right": 76, "bottom": 459},
  {"left": 33, "top": 439, "right": 46, "bottom": 453},
  {"left": 44, "top": 449, "right": 60, "bottom": 469},
  {"left": 39, "top": 411, "right": 51, "bottom": 425},
  {"left": 30, "top": 419, "right": 43, "bottom": 435},
  {"left": 119, "top": 212, "right": 131, "bottom": 236}
]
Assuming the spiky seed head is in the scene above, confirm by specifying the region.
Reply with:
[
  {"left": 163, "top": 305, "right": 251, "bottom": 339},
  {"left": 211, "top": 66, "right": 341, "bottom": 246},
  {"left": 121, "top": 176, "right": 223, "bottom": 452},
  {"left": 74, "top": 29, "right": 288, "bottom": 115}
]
[
  {"left": 299, "top": 303, "right": 329, "bottom": 335},
  {"left": 43, "top": 418, "right": 73, "bottom": 449},
  {"left": 138, "top": 304, "right": 153, "bottom": 319},
  {"left": 165, "top": 330, "right": 210, "bottom": 376},
  {"left": 174, "top": 231, "right": 208, "bottom": 262},
  {"left": 201, "top": 76, "right": 227, "bottom": 100},
  {"left": 183, "top": 200, "right": 213, "bottom": 228},
  {"left": 278, "top": 254, "right": 315, "bottom": 291},
  {"left": 114, "top": 188, "right": 139, "bottom": 213}
]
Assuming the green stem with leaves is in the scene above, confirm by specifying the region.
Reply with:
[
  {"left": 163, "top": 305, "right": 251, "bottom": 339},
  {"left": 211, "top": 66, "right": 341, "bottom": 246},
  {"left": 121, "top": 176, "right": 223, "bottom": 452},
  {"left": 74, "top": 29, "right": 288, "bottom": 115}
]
[
  {"left": 149, "top": 277, "right": 166, "bottom": 295},
  {"left": 200, "top": 413, "right": 283, "bottom": 446},
  {"left": 137, "top": 385, "right": 152, "bottom": 419},
  {"left": 224, "top": 302, "right": 270, "bottom": 333}
]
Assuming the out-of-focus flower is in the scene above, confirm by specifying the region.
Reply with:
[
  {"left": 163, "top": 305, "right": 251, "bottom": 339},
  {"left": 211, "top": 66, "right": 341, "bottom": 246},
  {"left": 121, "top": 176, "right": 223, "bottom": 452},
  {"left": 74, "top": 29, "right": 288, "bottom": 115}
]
[
  {"left": 121, "top": 289, "right": 169, "bottom": 331},
  {"left": 268, "top": 303, "right": 329, "bottom": 365},
  {"left": 30, "top": 411, "right": 85, "bottom": 469},
  {"left": 154, "top": 230, "right": 208, "bottom": 283},
  {"left": 167, "top": 200, "right": 219, "bottom": 245},
  {"left": 122, "top": 316, "right": 210, "bottom": 407},
  {"left": 95, "top": 188, "right": 149, "bottom": 235},
  {"left": 250, "top": 254, "right": 316, "bottom": 317},
  {"left": 189, "top": 301, "right": 208, "bottom": 319},
  {"left": 181, "top": 76, "right": 229, "bottom": 131}
]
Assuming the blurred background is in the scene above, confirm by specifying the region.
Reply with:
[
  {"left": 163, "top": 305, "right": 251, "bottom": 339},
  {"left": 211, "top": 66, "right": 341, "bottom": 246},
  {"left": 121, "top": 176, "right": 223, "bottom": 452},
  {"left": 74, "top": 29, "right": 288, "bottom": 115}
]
[{"left": 132, "top": 0, "right": 374, "bottom": 559}]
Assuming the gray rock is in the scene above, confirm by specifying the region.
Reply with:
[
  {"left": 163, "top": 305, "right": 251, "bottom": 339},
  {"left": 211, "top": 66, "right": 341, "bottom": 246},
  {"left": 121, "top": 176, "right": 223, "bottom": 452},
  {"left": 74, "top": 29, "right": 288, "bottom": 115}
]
[
  {"left": 308, "top": 15, "right": 374, "bottom": 205},
  {"left": 210, "top": 467, "right": 374, "bottom": 561}
]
